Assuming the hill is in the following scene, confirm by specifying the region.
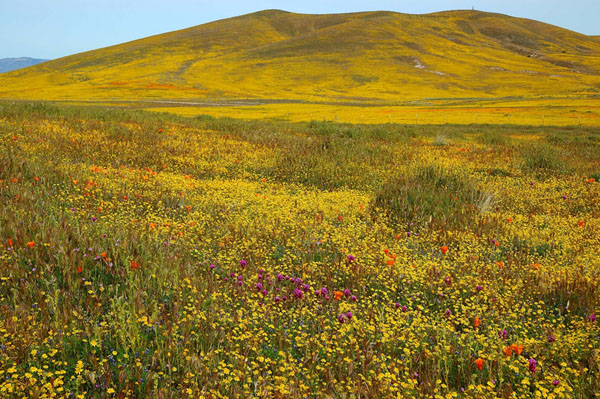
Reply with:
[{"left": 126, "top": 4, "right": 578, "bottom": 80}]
[
  {"left": 0, "top": 10, "right": 599, "bottom": 103},
  {"left": 0, "top": 57, "right": 49, "bottom": 73}
]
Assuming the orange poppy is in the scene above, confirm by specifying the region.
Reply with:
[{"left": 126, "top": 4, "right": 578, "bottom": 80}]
[
  {"left": 26, "top": 241, "right": 35, "bottom": 248},
  {"left": 503, "top": 346, "right": 513, "bottom": 356},
  {"left": 77, "top": 266, "right": 83, "bottom": 274},
  {"left": 386, "top": 259, "right": 395, "bottom": 266},
  {"left": 333, "top": 291, "right": 343, "bottom": 300},
  {"left": 510, "top": 344, "right": 523, "bottom": 355},
  {"left": 131, "top": 260, "right": 140, "bottom": 270},
  {"left": 441, "top": 246, "right": 448, "bottom": 254},
  {"left": 474, "top": 317, "right": 481, "bottom": 329},
  {"left": 497, "top": 261, "right": 504, "bottom": 268},
  {"left": 515, "top": 345, "right": 523, "bottom": 355},
  {"left": 475, "top": 358, "right": 484, "bottom": 370},
  {"left": 8, "top": 239, "right": 13, "bottom": 247}
]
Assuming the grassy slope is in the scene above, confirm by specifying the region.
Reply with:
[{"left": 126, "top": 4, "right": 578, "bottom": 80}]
[{"left": 1, "top": 10, "right": 599, "bottom": 103}]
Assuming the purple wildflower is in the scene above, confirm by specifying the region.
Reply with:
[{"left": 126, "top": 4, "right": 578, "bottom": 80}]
[{"left": 528, "top": 358, "right": 537, "bottom": 374}]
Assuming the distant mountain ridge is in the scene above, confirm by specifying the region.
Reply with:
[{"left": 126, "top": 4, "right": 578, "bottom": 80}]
[
  {"left": 0, "top": 10, "right": 599, "bottom": 102},
  {"left": 0, "top": 57, "right": 49, "bottom": 73}
]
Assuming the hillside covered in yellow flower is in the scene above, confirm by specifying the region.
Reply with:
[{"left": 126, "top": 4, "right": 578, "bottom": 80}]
[{"left": 1, "top": 9, "right": 600, "bottom": 105}]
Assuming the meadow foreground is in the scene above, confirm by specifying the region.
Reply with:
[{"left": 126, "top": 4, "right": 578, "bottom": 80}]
[{"left": 0, "top": 102, "right": 599, "bottom": 398}]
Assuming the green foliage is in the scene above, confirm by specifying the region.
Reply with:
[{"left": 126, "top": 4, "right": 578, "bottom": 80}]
[
  {"left": 520, "top": 143, "right": 569, "bottom": 175},
  {"left": 372, "top": 165, "right": 482, "bottom": 229}
]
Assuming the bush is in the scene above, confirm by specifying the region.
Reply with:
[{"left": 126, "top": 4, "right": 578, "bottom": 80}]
[
  {"left": 371, "top": 165, "right": 484, "bottom": 229},
  {"left": 520, "top": 143, "right": 568, "bottom": 175}
]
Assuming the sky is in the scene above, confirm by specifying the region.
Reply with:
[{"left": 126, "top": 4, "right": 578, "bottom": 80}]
[{"left": 1, "top": 0, "right": 599, "bottom": 59}]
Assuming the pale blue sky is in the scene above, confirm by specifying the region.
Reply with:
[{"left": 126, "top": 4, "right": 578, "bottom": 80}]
[{"left": 1, "top": 0, "right": 598, "bottom": 59}]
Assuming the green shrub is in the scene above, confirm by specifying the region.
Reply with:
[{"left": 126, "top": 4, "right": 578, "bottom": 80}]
[
  {"left": 371, "top": 165, "right": 485, "bottom": 229},
  {"left": 520, "top": 143, "right": 568, "bottom": 175}
]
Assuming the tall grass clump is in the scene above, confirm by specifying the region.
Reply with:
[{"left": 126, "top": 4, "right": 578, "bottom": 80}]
[
  {"left": 519, "top": 143, "right": 568, "bottom": 175},
  {"left": 477, "top": 129, "right": 511, "bottom": 146},
  {"left": 371, "top": 165, "right": 484, "bottom": 229}
]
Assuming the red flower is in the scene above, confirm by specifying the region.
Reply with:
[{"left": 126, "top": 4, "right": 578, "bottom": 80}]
[
  {"left": 441, "top": 246, "right": 448, "bottom": 254},
  {"left": 130, "top": 260, "right": 140, "bottom": 270},
  {"left": 77, "top": 266, "right": 83, "bottom": 274},
  {"left": 475, "top": 358, "right": 484, "bottom": 370},
  {"left": 27, "top": 241, "right": 35, "bottom": 248}
]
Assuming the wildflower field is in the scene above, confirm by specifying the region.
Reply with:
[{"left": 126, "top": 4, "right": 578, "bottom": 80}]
[{"left": 0, "top": 101, "right": 599, "bottom": 398}]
